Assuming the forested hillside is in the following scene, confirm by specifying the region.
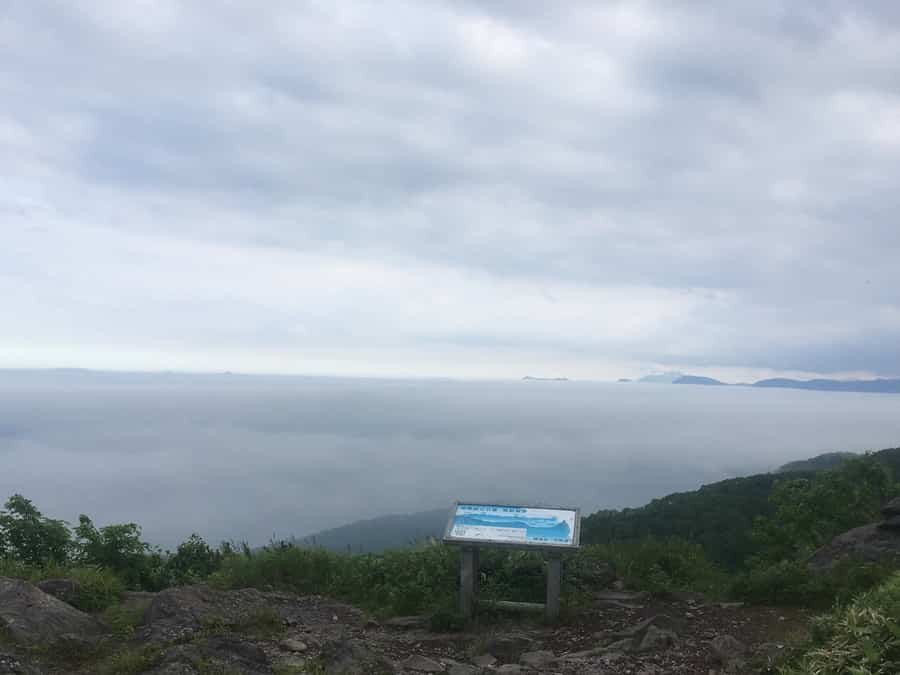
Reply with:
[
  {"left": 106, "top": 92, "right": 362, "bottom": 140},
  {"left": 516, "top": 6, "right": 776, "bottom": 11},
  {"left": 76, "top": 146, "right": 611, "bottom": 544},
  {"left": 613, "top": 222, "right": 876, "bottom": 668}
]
[{"left": 581, "top": 447, "right": 900, "bottom": 570}]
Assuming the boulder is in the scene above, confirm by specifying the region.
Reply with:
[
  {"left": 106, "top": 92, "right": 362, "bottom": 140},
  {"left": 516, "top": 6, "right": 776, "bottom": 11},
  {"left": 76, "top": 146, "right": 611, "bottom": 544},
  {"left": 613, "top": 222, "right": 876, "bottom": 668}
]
[
  {"left": 471, "top": 653, "right": 496, "bottom": 667},
  {"left": 151, "top": 636, "right": 270, "bottom": 675},
  {"left": 473, "top": 633, "right": 533, "bottom": 663},
  {"left": 0, "top": 651, "right": 42, "bottom": 675},
  {"left": 35, "top": 578, "right": 81, "bottom": 606},
  {"left": 280, "top": 637, "right": 308, "bottom": 652},
  {"left": 519, "top": 649, "right": 556, "bottom": 667},
  {"left": 140, "top": 584, "right": 281, "bottom": 643},
  {"left": 613, "top": 614, "right": 682, "bottom": 639},
  {"left": 878, "top": 515, "right": 900, "bottom": 530},
  {"left": 448, "top": 665, "right": 478, "bottom": 675},
  {"left": 637, "top": 625, "right": 678, "bottom": 652},
  {"left": 808, "top": 523, "right": 900, "bottom": 569},
  {"left": 881, "top": 497, "right": 900, "bottom": 518},
  {"left": 0, "top": 578, "right": 102, "bottom": 646},
  {"left": 318, "top": 637, "right": 395, "bottom": 674},
  {"left": 399, "top": 654, "right": 445, "bottom": 672}
]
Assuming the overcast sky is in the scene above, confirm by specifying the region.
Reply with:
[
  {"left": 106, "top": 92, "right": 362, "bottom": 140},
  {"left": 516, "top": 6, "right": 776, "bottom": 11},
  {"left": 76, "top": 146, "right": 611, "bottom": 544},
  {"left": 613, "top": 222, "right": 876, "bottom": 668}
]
[{"left": 2, "top": 1, "right": 899, "bottom": 381}]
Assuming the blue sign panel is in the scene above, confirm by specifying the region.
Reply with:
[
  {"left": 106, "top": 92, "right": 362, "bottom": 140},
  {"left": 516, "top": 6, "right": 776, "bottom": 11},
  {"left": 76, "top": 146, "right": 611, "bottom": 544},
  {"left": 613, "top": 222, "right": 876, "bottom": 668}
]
[{"left": 444, "top": 502, "right": 580, "bottom": 548}]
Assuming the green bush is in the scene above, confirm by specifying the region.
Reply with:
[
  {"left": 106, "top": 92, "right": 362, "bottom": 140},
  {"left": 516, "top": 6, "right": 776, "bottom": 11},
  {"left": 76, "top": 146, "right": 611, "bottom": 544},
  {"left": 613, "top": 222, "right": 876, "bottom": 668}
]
[
  {"left": 779, "top": 572, "right": 900, "bottom": 674},
  {"left": 575, "top": 539, "right": 727, "bottom": 596},
  {"left": 56, "top": 566, "right": 126, "bottom": 612},
  {"left": 213, "top": 541, "right": 460, "bottom": 617},
  {"left": 0, "top": 494, "right": 71, "bottom": 566},
  {"left": 752, "top": 456, "right": 897, "bottom": 565},
  {"left": 730, "top": 558, "right": 894, "bottom": 609}
]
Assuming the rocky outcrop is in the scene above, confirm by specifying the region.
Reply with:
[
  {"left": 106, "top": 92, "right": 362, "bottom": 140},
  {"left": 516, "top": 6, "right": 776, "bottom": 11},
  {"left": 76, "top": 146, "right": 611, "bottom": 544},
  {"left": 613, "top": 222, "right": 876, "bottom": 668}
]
[
  {"left": 0, "top": 577, "right": 102, "bottom": 646},
  {"left": 809, "top": 498, "right": 900, "bottom": 569},
  {"left": 0, "top": 576, "right": 811, "bottom": 674}
]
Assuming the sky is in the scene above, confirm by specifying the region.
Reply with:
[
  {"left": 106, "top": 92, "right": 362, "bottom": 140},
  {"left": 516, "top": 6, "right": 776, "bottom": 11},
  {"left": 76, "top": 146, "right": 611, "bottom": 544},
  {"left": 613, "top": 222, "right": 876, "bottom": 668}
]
[{"left": 2, "top": 1, "right": 900, "bottom": 381}]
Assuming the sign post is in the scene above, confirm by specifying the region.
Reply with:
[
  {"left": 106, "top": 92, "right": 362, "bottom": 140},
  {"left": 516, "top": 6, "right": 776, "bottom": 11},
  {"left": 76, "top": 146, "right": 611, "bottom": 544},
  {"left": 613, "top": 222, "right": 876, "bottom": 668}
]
[{"left": 442, "top": 502, "right": 581, "bottom": 621}]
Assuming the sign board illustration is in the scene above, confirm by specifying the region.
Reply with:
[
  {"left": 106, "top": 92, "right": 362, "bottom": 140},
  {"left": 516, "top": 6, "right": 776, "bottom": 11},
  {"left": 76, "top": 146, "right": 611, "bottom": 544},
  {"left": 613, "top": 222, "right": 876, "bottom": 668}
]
[
  {"left": 442, "top": 502, "right": 581, "bottom": 620},
  {"left": 443, "top": 502, "right": 580, "bottom": 549}
]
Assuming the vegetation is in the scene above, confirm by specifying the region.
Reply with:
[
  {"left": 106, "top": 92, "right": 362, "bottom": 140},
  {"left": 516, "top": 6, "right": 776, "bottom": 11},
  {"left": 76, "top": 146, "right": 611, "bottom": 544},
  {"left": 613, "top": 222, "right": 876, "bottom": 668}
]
[
  {"left": 3, "top": 447, "right": 900, "bottom": 673},
  {"left": 778, "top": 572, "right": 900, "bottom": 674},
  {"left": 580, "top": 447, "right": 900, "bottom": 571}
]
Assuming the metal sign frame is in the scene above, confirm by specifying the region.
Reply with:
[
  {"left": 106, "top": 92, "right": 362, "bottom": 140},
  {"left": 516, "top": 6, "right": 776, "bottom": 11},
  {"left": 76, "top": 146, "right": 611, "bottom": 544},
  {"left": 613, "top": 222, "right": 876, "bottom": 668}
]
[{"left": 442, "top": 500, "right": 582, "bottom": 551}]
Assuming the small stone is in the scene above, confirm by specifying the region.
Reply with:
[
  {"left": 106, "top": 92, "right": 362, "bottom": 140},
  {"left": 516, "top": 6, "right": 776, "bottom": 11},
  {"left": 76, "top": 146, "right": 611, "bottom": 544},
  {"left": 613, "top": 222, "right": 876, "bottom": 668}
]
[
  {"left": 399, "top": 654, "right": 445, "bottom": 672},
  {"left": 710, "top": 634, "right": 748, "bottom": 665},
  {"left": 496, "top": 666, "right": 523, "bottom": 674},
  {"left": 449, "top": 665, "right": 478, "bottom": 675},
  {"left": 519, "top": 650, "right": 556, "bottom": 667},
  {"left": 471, "top": 653, "right": 497, "bottom": 667},
  {"left": 279, "top": 638, "right": 308, "bottom": 653},
  {"left": 637, "top": 626, "right": 678, "bottom": 652}
]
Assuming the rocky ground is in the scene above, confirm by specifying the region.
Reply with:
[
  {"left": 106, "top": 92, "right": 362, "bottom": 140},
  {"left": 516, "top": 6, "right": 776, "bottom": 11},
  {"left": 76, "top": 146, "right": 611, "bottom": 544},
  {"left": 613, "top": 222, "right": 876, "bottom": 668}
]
[{"left": 0, "top": 578, "right": 810, "bottom": 674}]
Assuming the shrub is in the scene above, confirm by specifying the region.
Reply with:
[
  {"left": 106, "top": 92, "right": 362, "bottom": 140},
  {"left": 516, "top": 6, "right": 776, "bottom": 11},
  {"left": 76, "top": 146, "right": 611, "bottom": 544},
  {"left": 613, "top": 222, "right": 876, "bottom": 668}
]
[
  {"left": 0, "top": 494, "right": 71, "bottom": 566},
  {"left": 166, "top": 534, "right": 223, "bottom": 585},
  {"left": 575, "top": 539, "right": 728, "bottom": 596},
  {"left": 731, "top": 558, "right": 894, "bottom": 609},
  {"left": 779, "top": 572, "right": 900, "bottom": 674},
  {"left": 56, "top": 565, "right": 126, "bottom": 612}
]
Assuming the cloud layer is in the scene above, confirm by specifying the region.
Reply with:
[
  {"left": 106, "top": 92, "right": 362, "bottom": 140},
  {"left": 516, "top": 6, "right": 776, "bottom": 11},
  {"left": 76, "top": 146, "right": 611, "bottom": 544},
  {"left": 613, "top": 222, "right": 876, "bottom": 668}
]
[{"left": 3, "top": 1, "right": 899, "bottom": 378}]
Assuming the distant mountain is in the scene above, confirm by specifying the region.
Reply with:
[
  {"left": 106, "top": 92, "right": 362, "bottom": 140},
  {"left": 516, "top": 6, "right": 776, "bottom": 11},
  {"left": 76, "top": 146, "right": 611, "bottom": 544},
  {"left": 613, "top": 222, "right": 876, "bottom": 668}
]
[
  {"left": 638, "top": 372, "right": 685, "bottom": 383},
  {"left": 777, "top": 451, "right": 857, "bottom": 473},
  {"left": 617, "top": 378, "right": 632, "bottom": 383},
  {"left": 522, "top": 376, "right": 569, "bottom": 381},
  {"left": 752, "top": 378, "right": 900, "bottom": 393},
  {"left": 673, "top": 375, "right": 725, "bottom": 386},
  {"left": 630, "top": 371, "right": 900, "bottom": 394},
  {"left": 292, "top": 447, "right": 900, "bottom": 560},
  {"left": 294, "top": 508, "right": 449, "bottom": 554}
]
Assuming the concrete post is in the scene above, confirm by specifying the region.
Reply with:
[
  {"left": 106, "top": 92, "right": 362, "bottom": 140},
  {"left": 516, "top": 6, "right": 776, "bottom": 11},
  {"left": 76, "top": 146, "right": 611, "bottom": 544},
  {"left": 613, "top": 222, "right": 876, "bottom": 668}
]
[
  {"left": 545, "top": 553, "right": 561, "bottom": 620},
  {"left": 460, "top": 547, "right": 477, "bottom": 618}
]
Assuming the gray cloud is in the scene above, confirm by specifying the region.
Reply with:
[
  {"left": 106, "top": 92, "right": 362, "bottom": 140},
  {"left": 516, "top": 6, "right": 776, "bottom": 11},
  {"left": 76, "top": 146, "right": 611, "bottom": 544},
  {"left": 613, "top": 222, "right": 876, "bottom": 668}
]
[{"left": 2, "top": 1, "right": 899, "bottom": 378}]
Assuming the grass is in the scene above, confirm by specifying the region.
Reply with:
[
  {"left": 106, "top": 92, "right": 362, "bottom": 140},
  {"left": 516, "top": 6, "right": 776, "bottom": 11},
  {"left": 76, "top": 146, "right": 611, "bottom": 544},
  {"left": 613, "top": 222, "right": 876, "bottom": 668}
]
[
  {"left": 0, "top": 560, "right": 125, "bottom": 612},
  {"left": 777, "top": 571, "right": 900, "bottom": 674}
]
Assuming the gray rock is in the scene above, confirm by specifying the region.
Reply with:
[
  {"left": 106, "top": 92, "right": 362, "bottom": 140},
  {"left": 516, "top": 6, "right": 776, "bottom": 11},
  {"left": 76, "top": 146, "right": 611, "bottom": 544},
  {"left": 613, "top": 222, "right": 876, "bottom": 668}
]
[
  {"left": 0, "top": 578, "right": 102, "bottom": 646},
  {"left": 155, "top": 636, "right": 271, "bottom": 675},
  {"left": 808, "top": 523, "right": 900, "bottom": 569},
  {"left": 0, "top": 651, "right": 42, "bottom": 675},
  {"left": 318, "top": 638, "right": 395, "bottom": 674},
  {"left": 280, "top": 637, "right": 308, "bottom": 652},
  {"left": 495, "top": 666, "right": 523, "bottom": 674},
  {"left": 519, "top": 649, "right": 556, "bottom": 667},
  {"left": 613, "top": 614, "right": 682, "bottom": 639},
  {"left": 710, "top": 634, "right": 748, "bottom": 669},
  {"left": 881, "top": 496, "right": 900, "bottom": 518},
  {"left": 449, "top": 665, "right": 478, "bottom": 675},
  {"left": 475, "top": 634, "right": 533, "bottom": 663},
  {"left": 384, "top": 615, "right": 428, "bottom": 630},
  {"left": 878, "top": 515, "right": 900, "bottom": 530},
  {"left": 140, "top": 584, "right": 282, "bottom": 643},
  {"left": 471, "top": 653, "right": 497, "bottom": 667},
  {"left": 399, "top": 654, "right": 445, "bottom": 672},
  {"left": 637, "top": 625, "right": 678, "bottom": 652},
  {"left": 35, "top": 578, "right": 82, "bottom": 605}
]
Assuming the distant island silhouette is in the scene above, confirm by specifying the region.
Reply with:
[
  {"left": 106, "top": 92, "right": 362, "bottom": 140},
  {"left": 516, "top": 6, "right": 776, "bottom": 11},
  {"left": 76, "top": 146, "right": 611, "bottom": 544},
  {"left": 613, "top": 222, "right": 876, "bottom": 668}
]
[{"left": 624, "top": 372, "right": 900, "bottom": 394}]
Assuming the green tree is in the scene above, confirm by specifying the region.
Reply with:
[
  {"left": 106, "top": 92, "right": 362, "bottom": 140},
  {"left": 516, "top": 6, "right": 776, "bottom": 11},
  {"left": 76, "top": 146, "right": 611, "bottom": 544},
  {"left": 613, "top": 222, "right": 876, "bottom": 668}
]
[
  {"left": 166, "top": 534, "right": 222, "bottom": 584},
  {"left": 0, "top": 494, "right": 71, "bottom": 566},
  {"left": 752, "top": 455, "right": 897, "bottom": 564},
  {"left": 74, "top": 515, "right": 152, "bottom": 589}
]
